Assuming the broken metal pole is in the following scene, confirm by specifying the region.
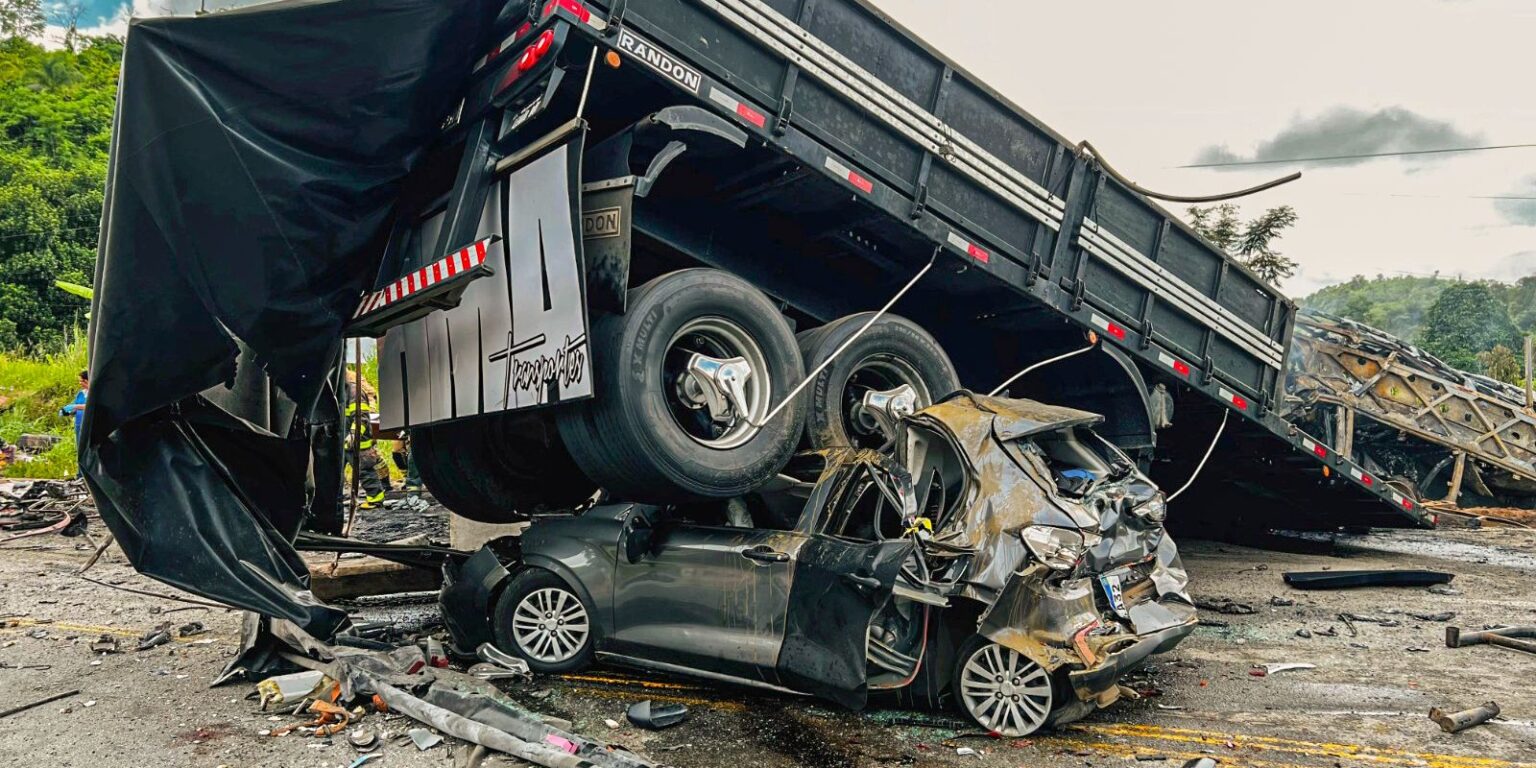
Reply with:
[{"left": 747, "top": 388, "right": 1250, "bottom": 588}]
[
  {"left": 1525, "top": 335, "right": 1533, "bottom": 414},
  {"left": 1446, "top": 451, "right": 1467, "bottom": 505},
  {"left": 1446, "top": 625, "right": 1536, "bottom": 655},
  {"left": 0, "top": 689, "right": 80, "bottom": 720},
  {"left": 1429, "top": 701, "right": 1500, "bottom": 733}
]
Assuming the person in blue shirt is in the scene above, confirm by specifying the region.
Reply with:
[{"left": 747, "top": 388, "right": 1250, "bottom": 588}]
[{"left": 60, "top": 370, "right": 88, "bottom": 446}]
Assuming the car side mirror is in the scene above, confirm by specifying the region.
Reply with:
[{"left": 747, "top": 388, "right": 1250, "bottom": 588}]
[{"left": 622, "top": 512, "right": 655, "bottom": 564}]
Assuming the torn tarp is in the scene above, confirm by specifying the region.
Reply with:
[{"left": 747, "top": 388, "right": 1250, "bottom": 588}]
[{"left": 83, "top": 0, "right": 502, "bottom": 634}]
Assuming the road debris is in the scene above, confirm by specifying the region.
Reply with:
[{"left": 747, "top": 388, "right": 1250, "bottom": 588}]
[
  {"left": 0, "top": 689, "right": 80, "bottom": 720},
  {"left": 409, "top": 728, "right": 443, "bottom": 750},
  {"left": 89, "top": 635, "right": 120, "bottom": 654},
  {"left": 1257, "top": 662, "right": 1316, "bottom": 675},
  {"left": 1428, "top": 584, "right": 1463, "bottom": 596},
  {"left": 1283, "top": 570, "right": 1454, "bottom": 590},
  {"left": 1195, "top": 598, "right": 1256, "bottom": 614},
  {"left": 257, "top": 670, "right": 328, "bottom": 710},
  {"left": 1429, "top": 701, "right": 1500, "bottom": 733},
  {"left": 1411, "top": 611, "right": 1457, "bottom": 622},
  {"left": 1295, "top": 628, "right": 1313, "bottom": 638},
  {"left": 627, "top": 700, "right": 688, "bottom": 730},
  {"left": 348, "top": 727, "right": 379, "bottom": 751},
  {"left": 1446, "top": 625, "right": 1536, "bottom": 656}
]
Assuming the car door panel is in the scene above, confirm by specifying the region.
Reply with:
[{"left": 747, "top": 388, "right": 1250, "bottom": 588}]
[
  {"left": 611, "top": 523, "right": 808, "bottom": 682},
  {"left": 776, "top": 535, "right": 915, "bottom": 709}
]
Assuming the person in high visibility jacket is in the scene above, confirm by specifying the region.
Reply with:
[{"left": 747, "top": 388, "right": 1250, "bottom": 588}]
[{"left": 343, "top": 368, "right": 388, "bottom": 509}]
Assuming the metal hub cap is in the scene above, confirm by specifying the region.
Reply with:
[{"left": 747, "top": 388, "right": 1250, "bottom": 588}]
[
  {"left": 842, "top": 355, "right": 929, "bottom": 449},
  {"left": 664, "top": 317, "right": 771, "bottom": 450},
  {"left": 959, "top": 642, "right": 1052, "bottom": 736},
  {"left": 511, "top": 587, "right": 589, "bottom": 664}
]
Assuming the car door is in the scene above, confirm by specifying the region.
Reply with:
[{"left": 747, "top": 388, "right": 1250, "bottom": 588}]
[
  {"left": 610, "top": 519, "right": 810, "bottom": 684},
  {"left": 777, "top": 457, "right": 919, "bottom": 708}
]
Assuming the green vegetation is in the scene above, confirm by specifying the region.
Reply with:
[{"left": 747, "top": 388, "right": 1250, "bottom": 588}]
[
  {"left": 1187, "top": 203, "right": 1300, "bottom": 286},
  {"left": 0, "top": 331, "right": 86, "bottom": 477},
  {"left": 0, "top": 33, "right": 120, "bottom": 352}
]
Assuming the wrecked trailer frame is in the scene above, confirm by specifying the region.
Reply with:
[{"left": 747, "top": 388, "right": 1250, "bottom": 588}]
[
  {"left": 441, "top": 393, "right": 1195, "bottom": 736},
  {"left": 1287, "top": 310, "right": 1536, "bottom": 509}
]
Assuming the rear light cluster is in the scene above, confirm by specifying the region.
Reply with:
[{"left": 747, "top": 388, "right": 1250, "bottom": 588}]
[{"left": 499, "top": 29, "right": 556, "bottom": 92}]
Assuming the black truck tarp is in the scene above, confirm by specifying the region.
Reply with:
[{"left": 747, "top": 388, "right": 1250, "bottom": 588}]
[{"left": 84, "top": 0, "right": 500, "bottom": 634}]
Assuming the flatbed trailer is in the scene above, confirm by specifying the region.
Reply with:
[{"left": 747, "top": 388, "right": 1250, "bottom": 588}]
[{"left": 358, "top": 0, "right": 1431, "bottom": 528}]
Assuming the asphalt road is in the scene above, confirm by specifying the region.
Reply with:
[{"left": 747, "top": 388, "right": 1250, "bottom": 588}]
[{"left": 2, "top": 520, "right": 1535, "bottom": 768}]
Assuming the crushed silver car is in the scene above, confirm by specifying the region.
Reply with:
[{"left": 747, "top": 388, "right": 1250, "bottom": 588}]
[{"left": 442, "top": 392, "right": 1196, "bottom": 736}]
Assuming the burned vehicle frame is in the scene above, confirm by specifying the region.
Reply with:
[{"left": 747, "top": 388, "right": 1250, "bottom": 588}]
[{"left": 442, "top": 392, "right": 1195, "bottom": 736}]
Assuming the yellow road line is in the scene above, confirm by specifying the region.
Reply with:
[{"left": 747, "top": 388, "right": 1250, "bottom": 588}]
[
  {"left": 1072, "top": 723, "right": 1536, "bottom": 768},
  {"left": 557, "top": 682, "right": 747, "bottom": 712},
  {"left": 1038, "top": 736, "right": 1311, "bottom": 768},
  {"left": 557, "top": 672, "right": 709, "bottom": 692},
  {"left": 0, "top": 617, "right": 228, "bottom": 645}
]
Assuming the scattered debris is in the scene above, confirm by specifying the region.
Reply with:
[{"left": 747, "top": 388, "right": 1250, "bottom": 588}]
[
  {"left": 1181, "top": 759, "right": 1217, "bottom": 768},
  {"left": 1270, "top": 596, "right": 1296, "bottom": 607},
  {"left": 1295, "top": 629, "right": 1313, "bottom": 639},
  {"left": 603, "top": 718, "right": 621, "bottom": 730},
  {"left": 627, "top": 700, "right": 688, "bottom": 730},
  {"left": 1339, "top": 613, "right": 1401, "bottom": 627},
  {"left": 1195, "top": 598, "right": 1256, "bottom": 615},
  {"left": 1264, "top": 663, "right": 1316, "bottom": 674},
  {"left": 89, "top": 635, "right": 120, "bottom": 654},
  {"left": 408, "top": 728, "right": 443, "bottom": 750},
  {"left": 0, "top": 689, "right": 80, "bottom": 720},
  {"left": 256, "top": 670, "right": 328, "bottom": 710},
  {"left": 1410, "top": 611, "right": 1456, "bottom": 622},
  {"left": 955, "top": 746, "right": 979, "bottom": 757},
  {"left": 176, "top": 622, "right": 208, "bottom": 637},
  {"left": 348, "top": 728, "right": 379, "bottom": 752},
  {"left": 1428, "top": 584, "right": 1463, "bottom": 596},
  {"left": 347, "top": 755, "right": 382, "bottom": 768},
  {"left": 1429, "top": 701, "right": 1500, "bottom": 733},
  {"left": 1283, "top": 570, "right": 1454, "bottom": 590},
  {"left": 136, "top": 626, "right": 171, "bottom": 651},
  {"left": 1446, "top": 625, "right": 1536, "bottom": 656}
]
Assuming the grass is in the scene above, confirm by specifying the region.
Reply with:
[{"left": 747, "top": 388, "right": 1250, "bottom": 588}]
[{"left": 0, "top": 332, "right": 87, "bottom": 478}]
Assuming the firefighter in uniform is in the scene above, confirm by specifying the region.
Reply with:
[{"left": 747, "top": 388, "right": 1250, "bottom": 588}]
[{"left": 344, "top": 369, "right": 388, "bottom": 509}]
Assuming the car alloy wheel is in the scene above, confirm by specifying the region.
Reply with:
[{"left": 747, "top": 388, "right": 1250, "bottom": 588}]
[
  {"left": 957, "top": 640, "right": 1053, "bottom": 736},
  {"left": 510, "top": 586, "right": 590, "bottom": 664}
]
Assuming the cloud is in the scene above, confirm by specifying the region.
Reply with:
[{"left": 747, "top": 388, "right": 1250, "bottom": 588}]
[
  {"left": 1494, "top": 175, "right": 1536, "bottom": 227},
  {"left": 1487, "top": 251, "right": 1536, "bottom": 282},
  {"left": 1192, "top": 106, "right": 1484, "bottom": 170}
]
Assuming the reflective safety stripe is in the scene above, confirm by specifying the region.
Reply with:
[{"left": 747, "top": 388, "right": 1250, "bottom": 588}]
[{"left": 353, "top": 237, "right": 493, "bottom": 320}]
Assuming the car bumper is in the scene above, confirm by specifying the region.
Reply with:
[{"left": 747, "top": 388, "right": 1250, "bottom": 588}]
[{"left": 1067, "top": 617, "right": 1195, "bottom": 700}]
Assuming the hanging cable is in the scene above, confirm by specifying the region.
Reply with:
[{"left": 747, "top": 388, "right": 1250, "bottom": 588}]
[
  {"left": 987, "top": 338, "right": 1099, "bottom": 397},
  {"left": 1167, "top": 409, "right": 1230, "bottom": 502},
  {"left": 1076, "top": 140, "right": 1301, "bottom": 203}
]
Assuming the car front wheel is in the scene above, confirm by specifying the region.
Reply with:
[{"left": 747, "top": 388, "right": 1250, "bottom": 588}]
[
  {"left": 952, "top": 635, "right": 1056, "bottom": 736},
  {"left": 492, "top": 568, "right": 595, "bottom": 674}
]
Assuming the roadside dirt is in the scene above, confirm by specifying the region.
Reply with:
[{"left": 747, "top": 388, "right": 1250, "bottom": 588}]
[{"left": 2, "top": 519, "right": 1535, "bottom": 767}]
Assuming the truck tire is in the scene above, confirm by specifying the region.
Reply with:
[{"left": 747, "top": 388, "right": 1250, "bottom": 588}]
[
  {"left": 413, "top": 412, "right": 596, "bottom": 524},
  {"left": 797, "top": 313, "right": 959, "bottom": 450},
  {"left": 556, "top": 268, "right": 806, "bottom": 501}
]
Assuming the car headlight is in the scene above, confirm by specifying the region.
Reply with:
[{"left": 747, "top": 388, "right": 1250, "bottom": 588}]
[
  {"left": 1021, "top": 525, "right": 1087, "bottom": 571},
  {"left": 1133, "top": 493, "right": 1167, "bottom": 523}
]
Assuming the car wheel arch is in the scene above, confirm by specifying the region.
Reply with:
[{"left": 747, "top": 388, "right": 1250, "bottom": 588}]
[{"left": 514, "top": 556, "right": 606, "bottom": 643}]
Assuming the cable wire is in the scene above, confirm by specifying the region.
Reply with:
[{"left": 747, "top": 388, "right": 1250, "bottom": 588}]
[
  {"left": 1077, "top": 140, "right": 1301, "bottom": 203},
  {"left": 1166, "top": 409, "right": 1229, "bottom": 502}
]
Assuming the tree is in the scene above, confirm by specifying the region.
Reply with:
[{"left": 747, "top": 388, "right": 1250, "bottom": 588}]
[
  {"left": 1187, "top": 203, "right": 1299, "bottom": 286},
  {"left": 1418, "top": 282, "right": 1521, "bottom": 373},
  {"left": 0, "top": 0, "right": 43, "bottom": 39},
  {"left": 1477, "top": 345, "right": 1522, "bottom": 385}
]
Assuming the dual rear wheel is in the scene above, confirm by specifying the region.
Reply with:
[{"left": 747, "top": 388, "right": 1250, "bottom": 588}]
[{"left": 415, "top": 268, "right": 959, "bottom": 518}]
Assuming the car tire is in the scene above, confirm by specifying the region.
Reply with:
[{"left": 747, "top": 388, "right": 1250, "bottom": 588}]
[
  {"left": 413, "top": 412, "right": 597, "bottom": 524},
  {"left": 951, "top": 634, "right": 1060, "bottom": 737},
  {"left": 556, "top": 268, "right": 806, "bottom": 501},
  {"left": 492, "top": 568, "right": 595, "bottom": 674},
  {"left": 797, "top": 313, "right": 959, "bottom": 450}
]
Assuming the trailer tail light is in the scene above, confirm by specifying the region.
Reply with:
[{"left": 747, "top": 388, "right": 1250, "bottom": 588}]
[
  {"left": 499, "top": 30, "right": 557, "bottom": 90},
  {"left": 543, "top": 0, "right": 591, "bottom": 24}
]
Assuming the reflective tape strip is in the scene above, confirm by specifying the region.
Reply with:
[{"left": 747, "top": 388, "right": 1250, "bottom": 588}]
[
  {"left": 353, "top": 238, "right": 493, "bottom": 320},
  {"left": 946, "top": 231, "right": 990, "bottom": 264},
  {"left": 1088, "top": 313, "right": 1127, "bottom": 341},
  {"left": 824, "top": 156, "right": 873, "bottom": 194},
  {"left": 1078, "top": 221, "right": 1284, "bottom": 369},
  {"left": 697, "top": 0, "right": 1064, "bottom": 230},
  {"left": 707, "top": 87, "right": 767, "bottom": 128},
  {"left": 1391, "top": 492, "right": 1413, "bottom": 510},
  {"left": 1348, "top": 466, "right": 1374, "bottom": 486},
  {"left": 1301, "top": 437, "right": 1327, "bottom": 458},
  {"left": 1156, "top": 352, "right": 1191, "bottom": 377},
  {"left": 1217, "top": 387, "right": 1249, "bottom": 411}
]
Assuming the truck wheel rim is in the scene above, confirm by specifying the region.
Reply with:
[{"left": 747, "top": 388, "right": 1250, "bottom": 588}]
[
  {"left": 511, "top": 587, "right": 589, "bottom": 663},
  {"left": 844, "top": 355, "right": 929, "bottom": 448},
  {"left": 664, "top": 316, "right": 771, "bottom": 450},
  {"left": 959, "top": 642, "right": 1052, "bottom": 736}
]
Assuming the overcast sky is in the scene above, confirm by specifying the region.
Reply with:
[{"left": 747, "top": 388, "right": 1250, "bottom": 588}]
[{"left": 62, "top": 0, "right": 1536, "bottom": 296}]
